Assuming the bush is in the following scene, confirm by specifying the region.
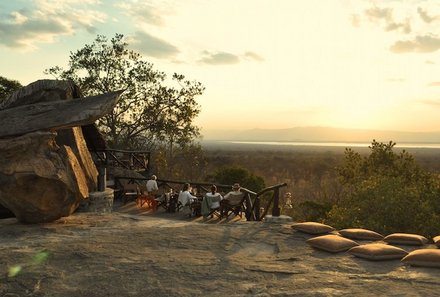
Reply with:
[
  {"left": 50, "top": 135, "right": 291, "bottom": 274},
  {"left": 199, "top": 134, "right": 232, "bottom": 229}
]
[
  {"left": 326, "top": 140, "right": 440, "bottom": 237},
  {"left": 208, "top": 165, "right": 266, "bottom": 192}
]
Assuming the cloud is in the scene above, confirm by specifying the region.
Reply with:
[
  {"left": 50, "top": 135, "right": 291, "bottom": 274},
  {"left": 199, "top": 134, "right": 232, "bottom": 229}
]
[
  {"left": 428, "top": 81, "right": 440, "bottom": 87},
  {"left": 199, "top": 51, "right": 240, "bottom": 65},
  {"left": 128, "top": 31, "right": 180, "bottom": 59},
  {"left": 0, "top": 1, "right": 106, "bottom": 50},
  {"left": 385, "top": 20, "right": 411, "bottom": 34},
  {"left": 417, "top": 7, "right": 439, "bottom": 23},
  {"left": 198, "top": 50, "right": 264, "bottom": 65},
  {"left": 390, "top": 34, "right": 440, "bottom": 53},
  {"left": 365, "top": 6, "right": 393, "bottom": 22},
  {"left": 0, "top": 13, "right": 73, "bottom": 49},
  {"left": 244, "top": 51, "right": 264, "bottom": 62},
  {"left": 364, "top": 6, "right": 411, "bottom": 34},
  {"left": 116, "top": 1, "right": 171, "bottom": 26}
]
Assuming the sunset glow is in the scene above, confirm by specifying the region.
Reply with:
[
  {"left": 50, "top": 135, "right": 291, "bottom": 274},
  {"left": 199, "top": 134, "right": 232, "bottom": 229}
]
[{"left": 1, "top": 0, "right": 440, "bottom": 135}]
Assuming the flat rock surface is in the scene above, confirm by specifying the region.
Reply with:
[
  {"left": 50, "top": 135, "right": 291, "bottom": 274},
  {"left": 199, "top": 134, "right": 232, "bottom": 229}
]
[{"left": 1, "top": 203, "right": 440, "bottom": 297}]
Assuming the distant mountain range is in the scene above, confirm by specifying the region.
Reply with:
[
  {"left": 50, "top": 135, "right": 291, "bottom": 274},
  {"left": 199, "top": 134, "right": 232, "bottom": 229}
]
[{"left": 202, "top": 127, "right": 440, "bottom": 143}]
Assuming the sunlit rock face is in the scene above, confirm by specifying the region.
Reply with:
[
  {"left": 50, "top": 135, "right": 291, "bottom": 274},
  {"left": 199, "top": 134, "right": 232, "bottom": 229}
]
[
  {"left": 0, "top": 79, "right": 107, "bottom": 223},
  {"left": 0, "top": 131, "right": 88, "bottom": 223},
  {"left": 2, "top": 79, "right": 98, "bottom": 193},
  {"left": 56, "top": 127, "right": 98, "bottom": 192}
]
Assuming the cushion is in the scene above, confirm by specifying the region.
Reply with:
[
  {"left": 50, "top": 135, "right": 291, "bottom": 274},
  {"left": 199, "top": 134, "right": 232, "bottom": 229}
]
[
  {"left": 306, "top": 234, "right": 358, "bottom": 253},
  {"left": 383, "top": 233, "right": 428, "bottom": 246},
  {"left": 348, "top": 243, "right": 408, "bottom": 261},
  {"left": 402, "top": 249, "right": 440, "bottom": 268},
  {"left": 338, "top": 228, "right": 384, "bottom": 241},
  {"left": 433, "top": 235, "right": 440, "bottom": 248},
  {"left": 291, "top": 222, "right": 335, "bottom": 235}
]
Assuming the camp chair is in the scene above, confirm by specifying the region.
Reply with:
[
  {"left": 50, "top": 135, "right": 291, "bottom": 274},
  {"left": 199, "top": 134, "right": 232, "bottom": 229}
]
[
  {"left": 201, "top": 194, "right": 223, "bottom": 218},
  {"left": 189, "top": 199, "right": 202, "bottom": 217},
  {"left": 220, "top": 192, "right": 245, "bottom": 219},
  {"left": 119, "top": 179, "right": 140, "bottom": 204},
  {"left": 136, "top": 185, "right": 158, "bottom": 210},
  {"left": 164, "top": 193, "right": 180, "bottom": 213}
]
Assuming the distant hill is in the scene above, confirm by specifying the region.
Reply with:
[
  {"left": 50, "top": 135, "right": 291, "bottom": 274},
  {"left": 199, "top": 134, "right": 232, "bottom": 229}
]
[{"left": 202, "top": 127, "right": 440, "bottom": 143}]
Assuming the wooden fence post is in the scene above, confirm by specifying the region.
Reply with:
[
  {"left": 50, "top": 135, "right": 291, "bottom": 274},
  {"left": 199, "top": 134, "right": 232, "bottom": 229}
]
[
  {"left": 271, "top": 188, "right": 280, "bottom": 216},
  {"left": 254, "top": 196, "right": 261, "bottom": 220}
]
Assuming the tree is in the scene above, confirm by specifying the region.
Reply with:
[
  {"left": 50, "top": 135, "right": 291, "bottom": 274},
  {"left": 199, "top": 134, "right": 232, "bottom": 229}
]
[
  {"left": 327, "top": 140, "right": 440, "bottom": 236},
  {"left": 209, "top": 166, "right": 266, "bottom": 192},
  {"left": 0, "top": 76, "right": 22, "bottom": 101},
  {"left": 45, "top": 34, "right": 204, "bottom": 151}
]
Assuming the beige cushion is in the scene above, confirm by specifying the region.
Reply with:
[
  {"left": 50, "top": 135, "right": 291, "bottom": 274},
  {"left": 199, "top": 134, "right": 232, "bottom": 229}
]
[
  {"left": 383, "top": 233, "right": 428, "bottom": 246},
  {"left": 402, "top": 249, "right": 440, "bottom": 268},
  {"left": 291, "top": 222, "right": 335, "bottom": 235},
  {"left": 306, "top": 235, "right": 358, "bottom": 253},
  {"left": 348, "top": 243, "right": 408, "bottom": 261},
  {"left": 338, "top": 228, "right": 384, "bottom": 241},
  {"left": 433, "top": 236, "right": 440, "bottom": 248}
]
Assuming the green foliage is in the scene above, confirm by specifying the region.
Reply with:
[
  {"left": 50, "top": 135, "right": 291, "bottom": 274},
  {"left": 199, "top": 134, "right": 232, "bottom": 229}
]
[
  {"left": 209, "top": 165, "right": 266, "bottom": 192},
  {"left": 45, "top": 33, "right": 204, "bottom": 151},
  {"left": 327, "top": 140, "right": 440, "bottom": 237},
  {"left": 0, "top": 76, "right": 22, "bottom": 101},
  {"left": 154, "top": 142, "right": 207, "bottom": 181},
  {"left": 294, "top": 200, "right": 332, "bottom": 222}
]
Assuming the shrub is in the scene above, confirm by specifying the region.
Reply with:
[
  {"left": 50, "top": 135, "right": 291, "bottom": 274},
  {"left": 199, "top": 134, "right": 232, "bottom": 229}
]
[{"left": 326, "top": 140, "right": 440, "bottom": 237}]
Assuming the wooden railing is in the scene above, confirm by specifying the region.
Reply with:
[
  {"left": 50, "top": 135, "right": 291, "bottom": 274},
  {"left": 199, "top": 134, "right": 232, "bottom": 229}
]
[
  {"left": 91, "top": 149, "right": 151, "bottom": 172},
  {"left": 112, "top": 176, "right": 287, "bottom": 221}
]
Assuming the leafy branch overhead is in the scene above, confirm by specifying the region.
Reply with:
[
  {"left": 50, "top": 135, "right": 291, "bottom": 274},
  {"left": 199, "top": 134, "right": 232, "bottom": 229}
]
[{"left": 45, "top": 33, "right": 205, "bottom": 150}]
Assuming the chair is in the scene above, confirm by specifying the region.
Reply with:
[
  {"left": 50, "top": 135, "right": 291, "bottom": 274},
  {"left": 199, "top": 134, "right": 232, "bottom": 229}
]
[
  {"left": 201, "top": 194, "right": 223, "bottom": 218},
  {"left": 136, "top": 185, "right": 158, "bottom": 211},
  {"left": 189, "top": 199, "right": 202, "bottom": 217},
  {"left": 119, "top": 179, "right": 140, "bottom": 204},
  {"left": 165, "top": 193, "right": 180, "bottom": 213},
  {"left": 220, "top": 192, "right": 246, "bottom": 219}
]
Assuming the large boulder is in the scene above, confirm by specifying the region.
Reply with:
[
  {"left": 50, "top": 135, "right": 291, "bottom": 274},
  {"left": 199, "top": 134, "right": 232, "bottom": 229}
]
[
  {"left": 56, "top": 127, "right": 98, "bottom": 192},
  {"left": 0, "top": 79, "right": 122, "bottom": 222},
  {"left": 0, "top": 131, "right": 88, "bottom": 223},
  {"left": 0, "top": 79, "right": 80, "bottom": 110},
  {"left": 0, "top": 80, "right": 107, "bottom": 219}
]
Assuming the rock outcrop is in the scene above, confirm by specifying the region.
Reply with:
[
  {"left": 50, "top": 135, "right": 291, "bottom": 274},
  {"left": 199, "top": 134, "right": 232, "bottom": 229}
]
[
  {"left": 0, "top": 131, "right": 88, "bottom": 223},
  {"left": 0, "top": 80, "right": 122, "bottom": 223}
]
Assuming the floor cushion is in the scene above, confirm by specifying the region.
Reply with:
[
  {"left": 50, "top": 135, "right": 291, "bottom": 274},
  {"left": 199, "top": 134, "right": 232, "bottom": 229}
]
[
  {"left": 348, "top": 243, "right": 408, "bottom": 260},
  {"left": 383, "top": 233, "right": 428, "bottom": 246},
  {"left": 338, "top": 228, "right": 384, "bottom": 241},
  {"left": 306, "top": 234, "right": 358, "bottom": 253},
  {"left": 291, "top": 222, "right": 335, "bottom": 235},
  {"left": 402, "top": 249, "right": 440, "bottom": 268},
  {"left": 432, "top": 235, "right": 440, "bottom": 248}
]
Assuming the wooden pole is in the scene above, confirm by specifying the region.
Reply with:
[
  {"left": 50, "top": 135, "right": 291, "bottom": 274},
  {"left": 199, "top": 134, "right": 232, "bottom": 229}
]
[{"left": 271, "top": 188, "right": 281, "bottom": 216}]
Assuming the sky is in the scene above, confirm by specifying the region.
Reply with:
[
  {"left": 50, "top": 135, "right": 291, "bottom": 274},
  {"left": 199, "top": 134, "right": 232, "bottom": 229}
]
[{"left": 1, "top": 0, "right": 440, "bottom": 136}]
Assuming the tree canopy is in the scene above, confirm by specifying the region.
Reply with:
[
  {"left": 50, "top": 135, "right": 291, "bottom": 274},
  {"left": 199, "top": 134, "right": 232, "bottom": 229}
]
[
  {"left": 0, "top": 76, "right": 22, "bottom": 101},
  {"left": 45, "top": 33, "right": 204, "bottom": 150},
  {"left": 326, "top": 140, "right": 440, "bottom": 236},
  {"left": 209, "top": 165, "right": 266, "bottom": 192}
]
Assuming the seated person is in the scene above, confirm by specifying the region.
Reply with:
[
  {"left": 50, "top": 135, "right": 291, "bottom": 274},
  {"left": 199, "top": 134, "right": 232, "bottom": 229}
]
[
  {"left": 146, "top": 175, "right": 159, "bottom": 195},
  {"left": 224, "top": 183, "right": 243, "bottom": 204},
  {"left": 222, "top": 183, "right": 245, "bottom": 216},
  {"left": 178, "top": 183, "right": 198, "bottom": 215},
  {"left": 201, "top": 185, "right": 223, "bottom": 218}
]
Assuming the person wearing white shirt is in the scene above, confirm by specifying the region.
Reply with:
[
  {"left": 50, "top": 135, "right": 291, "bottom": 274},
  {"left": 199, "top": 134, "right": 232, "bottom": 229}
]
[
  {"left": 178, "top": 183, "right": 198, "bottom": 215},
  {"left": 201, "top": 185, "right": 223, "bottom": 218},
  {"left": 146, "top": 175, "right": 159, "bottom": 194}
]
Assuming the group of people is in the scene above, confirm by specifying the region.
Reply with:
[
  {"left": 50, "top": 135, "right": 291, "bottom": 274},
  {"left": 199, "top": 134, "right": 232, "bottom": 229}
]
[
  {"left": 142, "top": 174, "right": 243, "bottom": 218},
  {"left": 177, "top": 182, "right": 243, "bottom": 218}
]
